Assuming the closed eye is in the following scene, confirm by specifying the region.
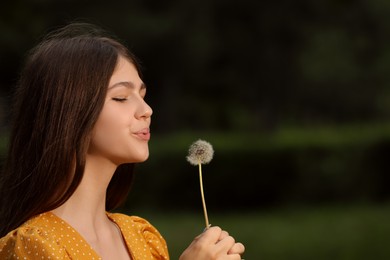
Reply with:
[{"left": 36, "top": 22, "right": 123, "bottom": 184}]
[{"left": 112, "top": 97, "right": 127, "bottom": 102}]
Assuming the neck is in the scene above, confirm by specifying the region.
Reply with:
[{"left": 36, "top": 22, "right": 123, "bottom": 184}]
[{"left": 52, "top": 154, "right": 117, "bottom": 229}]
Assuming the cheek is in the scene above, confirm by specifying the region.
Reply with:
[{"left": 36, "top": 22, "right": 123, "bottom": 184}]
[
  {"left": 89, "top": 118, "right": 130, "bottom": 159},
  {"left": 95, "top": 113, "right": 130, "bottom": 139},
  {"left": 97, "top": 104, "right": 130, "bottom": 128},
  {"left": 90, "top": 124, "right": 113, "bottom": 153},
  {"left": 89, "top": 101, "right": 137, "bottom": 150}
]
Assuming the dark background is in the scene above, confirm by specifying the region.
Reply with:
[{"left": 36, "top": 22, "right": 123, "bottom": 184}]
[
  {"left": 1, "top": 0, "right": 390, "bottom": 230},
  {"left": 2, "top": 1, "right": 390, "bottom": 258}
]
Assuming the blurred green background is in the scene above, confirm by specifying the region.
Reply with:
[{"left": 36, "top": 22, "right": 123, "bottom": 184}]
[{"left": 1, "top": 0, "right": 390, "bottom": 259}]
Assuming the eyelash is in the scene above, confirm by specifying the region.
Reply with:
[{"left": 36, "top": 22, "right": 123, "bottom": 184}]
[{"left": 112, "top": 98, "right": 127, "bottom": 102}]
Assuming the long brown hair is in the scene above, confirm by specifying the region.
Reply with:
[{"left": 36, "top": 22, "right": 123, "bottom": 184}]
[{"left": 0, "top": 23, "right": 141, "bottom": 237}]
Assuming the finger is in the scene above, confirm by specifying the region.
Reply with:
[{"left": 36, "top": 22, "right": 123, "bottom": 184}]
[
  {"left": 196, "top": 226, "right": 222, "bottom": 244},
  {"left": 215, "top": 235, "right": 236, "bottom": 254},
  {"left": 224, "top": 253, "right": 243, "bottom": 260},
  {"left": 228, "top": 242, "right": 245, "bottom": 255},
  {"left": 218, "top": 230, "right": 229, "bottom": 241}
]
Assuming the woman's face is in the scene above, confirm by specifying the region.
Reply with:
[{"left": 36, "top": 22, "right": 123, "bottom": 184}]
[{"left": 88, "top": 55, "right": 153, "bottom": 165}]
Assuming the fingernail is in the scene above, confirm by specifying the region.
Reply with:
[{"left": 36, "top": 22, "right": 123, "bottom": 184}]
[{"left": 202, "top": 224, "right": 211, "bottom": 233}]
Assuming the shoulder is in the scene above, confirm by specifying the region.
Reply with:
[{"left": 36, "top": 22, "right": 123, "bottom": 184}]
[
  {"left": 0, "top": 213, "right": 69, "bottom": 259},
  {"left": 108, "top": 213, "right": 157, "bottom": 229},
  {"left": 107, "top": 212, "right": 165, "bottom": 240},
  {"left": 108, "top": 213, "right": 169, "bottom": 259}
]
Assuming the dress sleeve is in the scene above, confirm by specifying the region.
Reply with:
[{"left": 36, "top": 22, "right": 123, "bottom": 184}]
[
  {"left": 129, "top": 216, "right": 170, "bottom": 260},
  {"left": 0, "top": 226, "right": 70, "bottom": 259}
]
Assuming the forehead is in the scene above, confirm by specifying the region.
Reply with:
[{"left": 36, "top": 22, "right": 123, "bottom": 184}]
[{"left": 108, "top": 56, "right": 141, "bottom": 87}]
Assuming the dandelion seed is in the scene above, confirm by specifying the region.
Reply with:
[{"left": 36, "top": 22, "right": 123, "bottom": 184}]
[{"left": 187, "top": 139, "right": 214, "bottom": 165}]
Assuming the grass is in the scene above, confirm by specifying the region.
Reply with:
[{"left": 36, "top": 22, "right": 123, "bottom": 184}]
[{"left": 124, "top": 203, "right": 390, "bottom": 260}]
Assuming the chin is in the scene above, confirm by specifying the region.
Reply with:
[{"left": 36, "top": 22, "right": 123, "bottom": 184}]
[
  {"left": 113, "top": 152, "right": 149, "bottom": 165},
  {"left": 131, "top": 152, "right": 150, "bottom": 163},
  {"left": 132, "top": 157, "right": 148, "bottom": 163}
]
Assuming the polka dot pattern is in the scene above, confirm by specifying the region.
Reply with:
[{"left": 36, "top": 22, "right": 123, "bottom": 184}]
[{"left": 0, "top": 212, "right": 170, "bottom": 259}]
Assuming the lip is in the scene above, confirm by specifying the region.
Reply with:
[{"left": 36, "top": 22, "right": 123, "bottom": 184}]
[{"left": 133, "top": 128, "right": 151, "bottom": 141}]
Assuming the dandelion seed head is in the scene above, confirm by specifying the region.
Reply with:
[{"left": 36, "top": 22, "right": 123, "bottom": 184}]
[{"left": 187, "top": 139, "right": 214, "bottom": 165}]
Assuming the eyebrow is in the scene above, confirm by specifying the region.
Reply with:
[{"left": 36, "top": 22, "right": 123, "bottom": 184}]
[{"left": 108, "top": 81, "right": 146, "bottom": 90}]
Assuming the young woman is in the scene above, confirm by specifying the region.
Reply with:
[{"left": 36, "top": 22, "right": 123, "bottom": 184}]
[{"left": 0, "top": 23, "right": 245, "bottom": 259}]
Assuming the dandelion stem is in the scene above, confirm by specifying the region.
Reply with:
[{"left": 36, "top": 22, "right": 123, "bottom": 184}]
[{"left": 198, "top": 162, "right": 209, "bottom": 228}]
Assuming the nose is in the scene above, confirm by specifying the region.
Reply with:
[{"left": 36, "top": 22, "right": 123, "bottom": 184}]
[{"left": 136, "top": 98, "right": 153, "bottom": 119}]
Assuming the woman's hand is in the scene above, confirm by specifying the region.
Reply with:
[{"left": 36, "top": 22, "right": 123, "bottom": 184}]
[{"left": 179, "top": 226, "right": 245, "bottom": 260}]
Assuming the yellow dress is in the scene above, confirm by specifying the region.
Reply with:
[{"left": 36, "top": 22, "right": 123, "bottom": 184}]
[{"left": 0, "top": 212, "right": 169, "bottom": 259}]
